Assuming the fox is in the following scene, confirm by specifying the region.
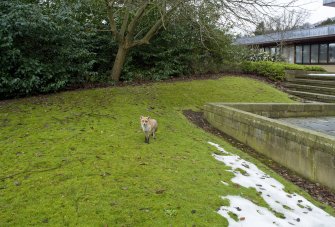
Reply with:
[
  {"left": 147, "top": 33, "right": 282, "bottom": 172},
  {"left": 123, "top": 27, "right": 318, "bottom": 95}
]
[{"left": 140, "top": 116, "right": 158, "bottom": 144}]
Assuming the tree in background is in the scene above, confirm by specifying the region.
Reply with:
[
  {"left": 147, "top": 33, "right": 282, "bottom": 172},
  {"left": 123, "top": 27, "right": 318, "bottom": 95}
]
[
  {"left": 271, "top": 9, "right": 310, "bottom": 32},
  {"left": 251, "top": 8, "right": 309, "bottom": 59},
  {"left": 121, "top": 11, "right": 233, "bottom": 81},
  {"left": 316, "top": 18, "right": 335, "bottom": 27},
  {"left": 104, "top": 0, "right": 303, "bottom": 81},
  {"left": 253, "top": 9, "right": 309, "bottom": 35},
  {"left": 1, "top": 0, "right": 305, "bottom": 98},
  {"left": 254, "top": 22, "right": 266, "bottom": 35}
]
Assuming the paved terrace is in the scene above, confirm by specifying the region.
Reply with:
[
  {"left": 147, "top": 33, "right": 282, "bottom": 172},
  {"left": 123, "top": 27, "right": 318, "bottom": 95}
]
[{"left": 279, "top": 117, "right": 335, "bottom": 137}]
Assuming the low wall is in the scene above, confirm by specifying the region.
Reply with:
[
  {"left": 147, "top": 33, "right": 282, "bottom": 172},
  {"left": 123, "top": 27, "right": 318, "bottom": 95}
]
[
  {"left": 204, "top": 103, "right": 335, "bottom": 191},
  {"left": 221, "top": 103, "right": 335, "bottom": 118},
  {"left": 310, "top": 65, "right": 335, "bottom": 73}
]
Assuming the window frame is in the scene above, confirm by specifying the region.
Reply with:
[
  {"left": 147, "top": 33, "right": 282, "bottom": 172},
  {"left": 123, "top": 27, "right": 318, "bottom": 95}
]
[{"left": 294, "top": 42, "right": 334, "bottom": 65}]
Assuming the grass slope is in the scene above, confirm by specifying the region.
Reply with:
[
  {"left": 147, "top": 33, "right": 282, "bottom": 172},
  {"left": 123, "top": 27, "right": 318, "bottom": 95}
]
[{"left": 0, "top": 77, "right": 333, "bottom": 226}]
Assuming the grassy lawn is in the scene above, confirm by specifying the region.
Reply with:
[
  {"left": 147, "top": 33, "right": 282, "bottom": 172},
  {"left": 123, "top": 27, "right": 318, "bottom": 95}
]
[{"left": 0, "top": 76, "right": 333, "bottom": 226}]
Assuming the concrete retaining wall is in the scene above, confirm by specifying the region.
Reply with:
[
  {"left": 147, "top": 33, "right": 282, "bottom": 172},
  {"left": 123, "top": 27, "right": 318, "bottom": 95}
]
[
  {"left": 204, "top": 103, "right": 335, "bottom": 191},
  {"left": 310, "top": 65, "right": 335, "bottom": 73},
  {"left": 221, "top": 103, "right": 335, "bottom": 118}
]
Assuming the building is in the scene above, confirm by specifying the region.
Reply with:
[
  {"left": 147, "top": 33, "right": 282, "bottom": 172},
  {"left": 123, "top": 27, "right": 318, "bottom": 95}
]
[
  {"left": 324, "top": 0, "right": 335, "bottom": 7},
  {"left": 235, "top": 0, "right": 335, "bottom": 70}
]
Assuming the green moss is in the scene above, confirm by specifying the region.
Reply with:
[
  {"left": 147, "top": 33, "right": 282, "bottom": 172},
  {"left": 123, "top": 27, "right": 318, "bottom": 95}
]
[
  {"left": 235, "top": 168, "right": 249, "bottom": 176},
  {"left": 213, "top": 150, "right": 223, "bottom": 155},
  {"left": 228, "top": 211, "right": 239, "bottom": 222},
  {"left": 0, "top": 76, "right": 333, "bottom": 226},
  {"left": 221, "top": 198, "right": 230, "bottom": 207},
  {"left": 282, "top": 204, "right": 293, "bottom": 211},
  {"left": 273, "top": 210, "right": 286, "bottom": 219},
  {"left": 297, "top": 204, "right": 305, "bottom": 209}
]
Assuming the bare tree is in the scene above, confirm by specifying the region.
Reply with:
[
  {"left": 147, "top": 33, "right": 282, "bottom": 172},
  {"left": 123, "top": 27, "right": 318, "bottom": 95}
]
[
  {"left": 104, "top": 0, "right": 302, "bottom": 81},
  {"left": 267, "top": 9, "right": 310, "bottom": 32},
  {"left": 272, "top": 9, "right": 310, "bottom": 57}
]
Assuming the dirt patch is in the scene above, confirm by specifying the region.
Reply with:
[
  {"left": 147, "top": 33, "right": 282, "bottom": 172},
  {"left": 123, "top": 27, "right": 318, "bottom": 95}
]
[{"left": 183, "top": 109, "right": 335, "bottom": 209}]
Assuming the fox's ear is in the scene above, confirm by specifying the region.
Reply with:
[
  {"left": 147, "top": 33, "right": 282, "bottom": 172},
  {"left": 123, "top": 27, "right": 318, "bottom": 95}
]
[
  {"left": 140, "top": 116, "right": 143, "bottom": 120},
  {"left": 147, "top": 116, "right": 150, "bottom": 119}
]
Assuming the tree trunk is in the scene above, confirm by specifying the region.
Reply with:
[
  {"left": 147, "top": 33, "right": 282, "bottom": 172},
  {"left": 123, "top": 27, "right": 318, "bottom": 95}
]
[{"left": 111, "top": 44, "right": 128, "bottom": 81}]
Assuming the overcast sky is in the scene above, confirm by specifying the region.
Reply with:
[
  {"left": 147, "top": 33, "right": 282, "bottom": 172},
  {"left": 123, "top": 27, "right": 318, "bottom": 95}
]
[
  {"left": 296, "top": 0, "right": 335, "bottom": 23},
  {"left": 228, "top": 0, "right": 334, "bottom": 35}
]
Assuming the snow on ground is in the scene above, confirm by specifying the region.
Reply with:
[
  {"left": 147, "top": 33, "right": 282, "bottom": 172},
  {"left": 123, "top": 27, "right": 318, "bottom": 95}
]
[{"left": 208, "top": 142, "right": 335, "bottom": 227}]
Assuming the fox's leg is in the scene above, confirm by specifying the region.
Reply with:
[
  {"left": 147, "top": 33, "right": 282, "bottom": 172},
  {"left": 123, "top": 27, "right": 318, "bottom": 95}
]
[
  {"left": 145, "top": 132, "right": 150, "bottom": 144},
  {"left": 152, "top": 130, "right": 156, "bottom": 139}
]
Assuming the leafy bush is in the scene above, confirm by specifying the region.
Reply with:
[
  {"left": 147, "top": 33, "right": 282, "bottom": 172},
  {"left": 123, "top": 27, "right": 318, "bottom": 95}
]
[
  {"left": 121, "top": 26, "right": 194, "bottom": 81},
  {"left": 120, "top": 14, "right": 233, "bottom": 81},
  {"left": 0, "top": 0, "right": 236, "bottom": 98},
  {"left": 0, "top": 1, "right": 96, "bottom": 99},
  {"left": 241, "top": 61, "right": 325, "bottom": 81},
  {"left": 248, "top": 49, "right": 284, "bottom": 62}
]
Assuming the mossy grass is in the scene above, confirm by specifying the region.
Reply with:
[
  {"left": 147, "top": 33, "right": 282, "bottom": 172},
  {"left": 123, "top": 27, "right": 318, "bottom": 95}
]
[
  {"left": 0, "top": 76, "right": 333, "bottom": 226},
  {"left": 228, "top": 211, "right": 239, "bottom": 221}
]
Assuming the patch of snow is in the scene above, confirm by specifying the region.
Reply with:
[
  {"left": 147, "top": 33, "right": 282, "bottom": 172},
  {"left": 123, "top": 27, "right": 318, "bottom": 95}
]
[
  {"left": 209, "top": 142, "right": 335, "bottom": 227},
  {"left": 218, "top": 195, "right": 290, "bottom": 226},
  {"left": 208, "top": 142, "right": 229, "bottom": 154},
  {"left": 221, "top": 181, "right": 229, "bottom": 186}
]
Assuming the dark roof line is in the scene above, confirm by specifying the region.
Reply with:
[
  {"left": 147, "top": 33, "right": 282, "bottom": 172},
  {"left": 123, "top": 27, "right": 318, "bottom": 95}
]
[
  {"left": 324, "top": 0, "right": 335, "bottom": 7},
  {"left": 235, "top": 25, "right": 335, "bottom": 45}
]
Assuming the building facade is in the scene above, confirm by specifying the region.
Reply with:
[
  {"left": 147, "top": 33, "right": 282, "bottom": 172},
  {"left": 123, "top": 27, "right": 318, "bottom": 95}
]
[
  {"left": 324, "top": 0, "right": 335, "bottom": 7},
  {"left": 235, "top": 1, "right": 335, "bottom": 66}
]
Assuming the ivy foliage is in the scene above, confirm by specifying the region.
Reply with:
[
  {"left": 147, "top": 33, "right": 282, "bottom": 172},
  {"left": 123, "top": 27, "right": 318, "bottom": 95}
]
[
  {"left": 0, "top": 0, "right": 96, "bottom": 98},
  {"left": 0, "top": 0, "right": 234, "bottom": 98},
  {"left": 121, "top": 13, "right": 233, "bottom": 81}
]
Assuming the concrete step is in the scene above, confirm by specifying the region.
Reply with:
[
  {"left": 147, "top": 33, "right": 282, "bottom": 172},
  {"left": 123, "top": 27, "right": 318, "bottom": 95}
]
[
  {"left": 286, "top": 78, "right": 335, "bottom": 88},
  {"left": 284, "top": 83, "right": 335, "bottom": 95},
  {"left": 295, "top": 74, "right": 335, "bottom": 80},
  {"left": 286, "top": 90, "right": 335, "bottom": 103}
]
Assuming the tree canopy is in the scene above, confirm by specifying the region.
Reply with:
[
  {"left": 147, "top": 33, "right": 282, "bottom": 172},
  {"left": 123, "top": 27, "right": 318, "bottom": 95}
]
[
  {"left": 0, "top": 0, "right": 304, "bottom": 98},
  {"left": 104, "top": 0, "right": 303, "bottom": 81}
]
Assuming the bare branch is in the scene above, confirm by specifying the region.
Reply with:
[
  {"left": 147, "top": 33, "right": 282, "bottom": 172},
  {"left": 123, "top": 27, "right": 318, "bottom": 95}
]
[
  {"left": 128, "top": 0, "right": 185, "bottom": 48},
  {"left": 126, "top": 1, "right": 150, "bottom": 40},
  {"left": 105, "top": 0, "right": 121, "bottom": 41},
  {"left": 119, "top": 0, "right": 132, "bottom": 38}
]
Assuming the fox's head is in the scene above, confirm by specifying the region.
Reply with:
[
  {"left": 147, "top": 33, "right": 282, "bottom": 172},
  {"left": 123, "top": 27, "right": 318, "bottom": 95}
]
[{"left": 140, "top": 116, "right": 150, "bottom": 126}]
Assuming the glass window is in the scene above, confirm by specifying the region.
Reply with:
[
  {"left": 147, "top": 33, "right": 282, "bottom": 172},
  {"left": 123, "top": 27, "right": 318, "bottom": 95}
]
[
  {"left": 271, "top": 47, "right": 276, "bottom": 55},
  {"left": 277, "top": 47, "right": 283, "bottom": 55},
  {"left": 295, "top": 45, "right": 302, "bottom": 63},
  {"left": 288, "top": 46, "right": 295, "bottom": 63},
  {"left": 281, "top": 47, "right": 289, "bottom": 62},
  {"left": 303, "top": 45, "right": 310, "bottom": 64},
  {"left": 311, "top": 44, "right": 319, "bottom": 64},
  {"left": 329, "top": 43, "right": 335, "bottom": 63},
  {"left": 281, "top": 46, "right": 293, "bottom": 63},
  {"left": 264, "top": 47, "right": 270, "bottom": 54},
  {"left": 320, "top": 44, "right": 328, "bottom": 63}
]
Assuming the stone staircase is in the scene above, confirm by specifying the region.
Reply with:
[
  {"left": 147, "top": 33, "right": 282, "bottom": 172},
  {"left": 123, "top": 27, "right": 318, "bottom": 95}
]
[{"left": 284, "top": 74, "right": 335, "bottom": 102}]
